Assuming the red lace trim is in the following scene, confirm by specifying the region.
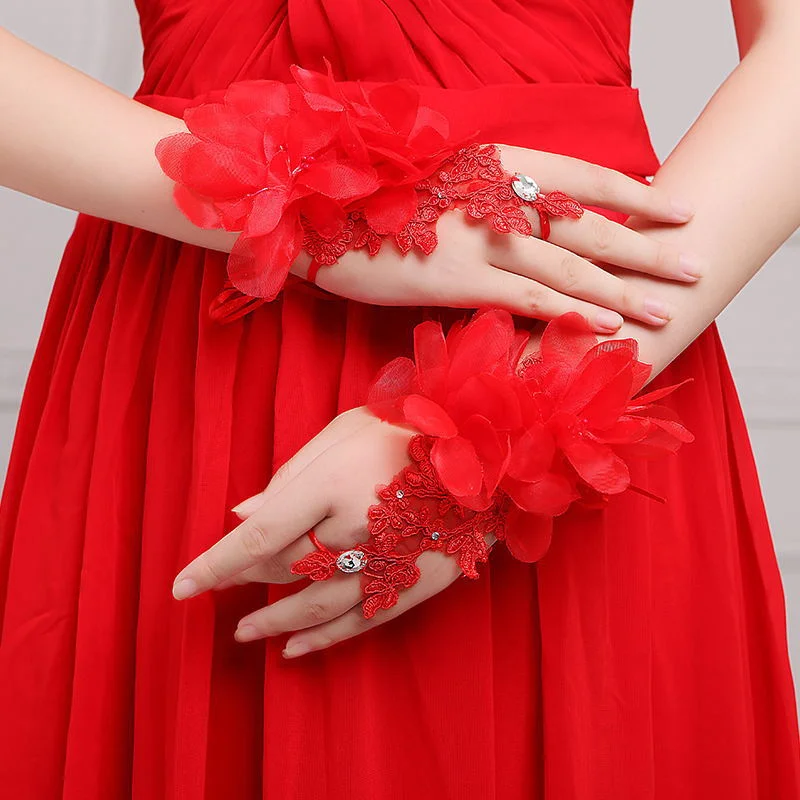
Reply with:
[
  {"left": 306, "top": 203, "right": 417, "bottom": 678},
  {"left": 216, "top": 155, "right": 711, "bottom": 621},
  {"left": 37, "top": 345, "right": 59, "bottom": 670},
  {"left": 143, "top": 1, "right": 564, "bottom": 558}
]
[
  {"left": 208, "top": 143, "right": 582, "bottom": 324},
  {"left": 290, "top": 435, "right": 507, "bottom": 618}
]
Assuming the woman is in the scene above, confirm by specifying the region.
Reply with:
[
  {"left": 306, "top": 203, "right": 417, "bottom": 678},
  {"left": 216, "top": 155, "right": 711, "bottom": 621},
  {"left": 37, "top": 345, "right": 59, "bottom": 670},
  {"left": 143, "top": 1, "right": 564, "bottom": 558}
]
[{"left": 0, "top": 0, "right": 799, "bottom": 797}]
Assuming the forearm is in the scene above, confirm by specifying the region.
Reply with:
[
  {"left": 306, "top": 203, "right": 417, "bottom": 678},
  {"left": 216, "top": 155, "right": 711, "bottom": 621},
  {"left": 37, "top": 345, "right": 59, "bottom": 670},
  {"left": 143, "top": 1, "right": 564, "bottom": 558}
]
[
  {"left": 0, "top": 27, "right": 237, "bottom": 252},
  {"left": 593, "top": 13, "right": 800, "bottom": 377}
]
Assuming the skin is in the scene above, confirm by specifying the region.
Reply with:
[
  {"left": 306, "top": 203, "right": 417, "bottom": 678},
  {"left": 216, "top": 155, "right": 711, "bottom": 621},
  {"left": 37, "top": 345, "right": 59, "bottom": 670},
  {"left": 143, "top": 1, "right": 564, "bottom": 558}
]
[
  {"left": 169, "top": 0, "right": 800, "bottom": 658},
  {"left": 0, "top": 26, "right": 701, "bottom": 333},
  {"left": 2, "top": 0, "right": 800, "bottom": 656}
]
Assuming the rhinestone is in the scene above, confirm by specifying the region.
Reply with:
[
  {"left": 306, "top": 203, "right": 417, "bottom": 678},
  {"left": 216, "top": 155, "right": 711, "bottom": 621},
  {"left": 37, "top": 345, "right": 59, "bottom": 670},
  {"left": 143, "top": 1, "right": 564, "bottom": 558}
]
[
  {"left": 511, "top": 173, "right": 540, "bottom": 202},
  {"left": 395, "top": 490, "right": 405, "bottom": 499},
  {"left": 431, "top": 531, "right": 441, "bottom": 541},
  {"left": 336, "top": 550, "right": 367, "bottom": 573}
]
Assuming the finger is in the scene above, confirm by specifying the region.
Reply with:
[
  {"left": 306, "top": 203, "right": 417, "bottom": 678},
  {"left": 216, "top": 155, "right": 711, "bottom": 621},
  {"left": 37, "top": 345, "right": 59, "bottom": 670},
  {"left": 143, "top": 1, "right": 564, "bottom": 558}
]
[
  {"left": 489, "top": 232, "right": 675, "bottom": 327},
  {"left": 172, "top": 452, "right": 336, "bottom": 599},
  {"left": 498, "top": 144, "right": 693, "bottom": 223},
  {"left": 234, "top": 571, "right": 363, "bottom": 642},
  {"left": 464, "top": 261, "right": 625, "bottom": 333},
  {"left": 281, "top": 549, "right": 464, "bottom": 658},
  {"left": 231, "top": 407, "right": 376, "bottom": 518},
  {"left": 215, "top": 488, "right": 373, "bottom": 590},
  {"left": 548, "top": 209, "right": 704, "bottom": 282}
]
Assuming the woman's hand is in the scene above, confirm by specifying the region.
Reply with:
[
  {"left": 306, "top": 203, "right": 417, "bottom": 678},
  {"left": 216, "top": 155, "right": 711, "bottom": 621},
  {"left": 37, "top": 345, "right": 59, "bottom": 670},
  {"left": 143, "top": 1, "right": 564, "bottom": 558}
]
[
  {"left": 171, "top": 408, "right": 485, "bottom": 657},
  {"left": 292, "top": 144, "right": 703, "bottom": 334},
  {"left": 0, "top": 30, "right": 701, "bottom": 335}
]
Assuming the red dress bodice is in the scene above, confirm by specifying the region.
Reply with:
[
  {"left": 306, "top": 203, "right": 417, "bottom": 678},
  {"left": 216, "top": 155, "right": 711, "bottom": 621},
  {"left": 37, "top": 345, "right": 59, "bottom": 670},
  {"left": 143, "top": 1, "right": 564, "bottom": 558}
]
[{"left": 133, "top": 0, "right": 637, "bottom": 95}]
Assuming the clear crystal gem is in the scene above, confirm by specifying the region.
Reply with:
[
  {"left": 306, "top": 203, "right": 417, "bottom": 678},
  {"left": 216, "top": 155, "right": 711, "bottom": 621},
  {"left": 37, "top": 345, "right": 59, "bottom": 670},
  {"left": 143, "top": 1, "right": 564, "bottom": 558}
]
[
  {"left": 395, "top": 490, "right": 404, "bottom": 499},
  {"left": 336, "top": 549, "right": 367, "bottom": 574},
  {"left": 431, "top": 531, "right": 441, "bottom": 541},
  {"left": 511, "top": 173, "right": 540, "bottom": 202}
]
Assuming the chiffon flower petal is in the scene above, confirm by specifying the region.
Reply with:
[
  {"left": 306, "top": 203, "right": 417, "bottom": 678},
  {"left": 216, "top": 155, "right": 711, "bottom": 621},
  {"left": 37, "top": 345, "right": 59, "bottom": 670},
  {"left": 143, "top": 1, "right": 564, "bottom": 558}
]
[
  {"left": 413, "top": 320, "right": 449, "bottom": 400},
  {"left": 228, "top": 213, "right": 303, "bottom": 299},
  {"left": 184, "top": 102, "right": 264, "bottom": 156},
  {"left": 171, "top": 184, "right": 222, "bottom": 229},
  {"left": 431, "top": 436, "right": 484, "bottom": 498},
  {"left": 450, "top": 373, "right": 522, "bottom": 431},
  {"left": 244, "top": 186, "right": 291, "bottom": 237},
  {"left": 460, "top": 415, "right": 510, "bottom": 497},
  {"left": 297, "top": 160, "right": 380, "bottom": 200},
  {"left": 363, "top": 185, "right": 419, "bottom": 234},
  {"left": 504, "top": 508, "right": 554, "bottom": 563},
  {"left": 224, "top": 79, "right": 291, "bottom": 123},
  {"left": 507, "top": 425, "right": 556, "bottom": 482},
  {"left": 503, "top": 472, "right": 578, "bottom": 516},
  {"left": 157, "top": 136, "right": 267, "bottom": 196},
  {"left": 560, "top": 434, "right": 630, "bottom": 495},
  {"left": 402, "top": 395, "right": 458, "bottom": 438},
  {"left": 448, "top": 310, "right": 516, "bottom": 385}
]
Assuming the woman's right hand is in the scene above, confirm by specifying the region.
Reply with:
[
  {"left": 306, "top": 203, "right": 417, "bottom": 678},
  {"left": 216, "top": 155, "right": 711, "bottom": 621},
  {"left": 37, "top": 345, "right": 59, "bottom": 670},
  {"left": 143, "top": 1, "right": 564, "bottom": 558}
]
[{"left": 292, "top": 144, "right": 703, "bottom": 334}]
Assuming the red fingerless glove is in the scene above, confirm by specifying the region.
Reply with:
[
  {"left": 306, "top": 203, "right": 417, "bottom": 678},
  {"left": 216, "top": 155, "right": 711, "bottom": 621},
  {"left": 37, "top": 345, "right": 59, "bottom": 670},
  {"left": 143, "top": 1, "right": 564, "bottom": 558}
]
[
  {"left": 155, "top": 60, "right": 582, "bottom": 324},
  {"left": 291, "top": 309, "right": 694, "bottom": 617}
]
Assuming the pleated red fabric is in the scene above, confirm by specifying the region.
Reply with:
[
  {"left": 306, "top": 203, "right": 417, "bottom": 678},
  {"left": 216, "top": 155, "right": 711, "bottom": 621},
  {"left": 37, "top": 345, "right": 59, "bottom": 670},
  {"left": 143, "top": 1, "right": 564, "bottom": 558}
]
[{"left": 1, "top": 1, "right": 799, "bottom": 798}]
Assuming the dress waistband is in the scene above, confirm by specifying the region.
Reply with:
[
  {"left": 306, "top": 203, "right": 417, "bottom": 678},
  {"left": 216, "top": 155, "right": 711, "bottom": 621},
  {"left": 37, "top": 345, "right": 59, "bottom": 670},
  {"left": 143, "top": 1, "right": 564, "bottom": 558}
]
[{"left": 136, "top": 82, "right": 660, "bottom": 178}]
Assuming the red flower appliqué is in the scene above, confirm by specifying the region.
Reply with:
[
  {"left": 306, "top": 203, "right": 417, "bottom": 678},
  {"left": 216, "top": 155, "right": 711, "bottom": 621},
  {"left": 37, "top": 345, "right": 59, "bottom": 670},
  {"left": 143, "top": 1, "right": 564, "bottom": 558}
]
[
  {"left": 156, "top": 59, "right": 468, "bottom": 305},
  {"left": 291, "top": 311, "right": 694, "bottom": 618},
  {"left": 368, "top": 310, "right": 694, "bottom": 565}
]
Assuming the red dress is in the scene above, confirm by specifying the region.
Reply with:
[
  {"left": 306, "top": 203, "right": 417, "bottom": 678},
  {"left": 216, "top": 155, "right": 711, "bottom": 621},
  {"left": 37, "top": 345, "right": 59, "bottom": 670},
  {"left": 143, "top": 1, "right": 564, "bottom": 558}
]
[{"left": 1, "top": 1, "right": 799, "bottom": 797}]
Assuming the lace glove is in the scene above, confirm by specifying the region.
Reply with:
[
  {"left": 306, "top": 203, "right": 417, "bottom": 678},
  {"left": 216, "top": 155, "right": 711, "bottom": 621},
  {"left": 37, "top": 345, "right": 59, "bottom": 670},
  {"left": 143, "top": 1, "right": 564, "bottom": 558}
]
[
  {"left": 290, "top": 309, "right": 694, "bottom": 618},
  {"left": 154, "top": 61, "right": 582, "bottom": 324}
]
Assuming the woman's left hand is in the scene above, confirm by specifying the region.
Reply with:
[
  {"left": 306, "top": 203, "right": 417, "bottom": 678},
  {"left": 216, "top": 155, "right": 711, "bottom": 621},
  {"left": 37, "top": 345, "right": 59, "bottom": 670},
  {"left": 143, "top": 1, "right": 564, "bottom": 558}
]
[{"left": 170, "top": 407, "right": 494, "bottom": 658}]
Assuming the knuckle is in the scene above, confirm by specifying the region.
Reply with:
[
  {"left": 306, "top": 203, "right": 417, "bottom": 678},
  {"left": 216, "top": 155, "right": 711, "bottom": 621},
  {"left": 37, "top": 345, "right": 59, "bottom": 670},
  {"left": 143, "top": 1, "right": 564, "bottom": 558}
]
[
  {"left": 591, "top": 215, "right": 616, "bottom": 254},
  {"left": 303, "top": 599, "right": 332, "bottom": 625},
  {"left": 619, "top": 281, "right": 640, "bottom": 312},
  {"left": 590, "top": 165, "right": 616, "bottom": 201},
  {"left": 653, "top": 242, "right": 678, "bottom": 273},
  {"left": 197, "top": 556, "right": 226, "bottom": 586},
  {"left": 240, "top": 519, "right": 273, "bottom": 561},
  {"left": 262, "top": 553, "right": 290, "bottom": 581},
  {"left": 524, "top": 284, "right": 548, "bottom": 316},
  {"left": 558, "top": 253, "right": 582, "bottom": 293}
]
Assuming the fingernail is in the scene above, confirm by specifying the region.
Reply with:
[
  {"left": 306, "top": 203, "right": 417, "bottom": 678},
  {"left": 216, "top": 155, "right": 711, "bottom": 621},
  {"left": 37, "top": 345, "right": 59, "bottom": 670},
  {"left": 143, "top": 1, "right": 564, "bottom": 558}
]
[
  {"left": 670, "top": 200, "right": 694, "bottom": 220},
  {"left": 595, "top": 310, "right": 623, "bottom": 332},
  {"left": 231, "top": 493, "right": 263, "bottom": 515},
  {"left": 235, "top": 624, "right": 259, "bottom": 642},
  {"left": 678, "top": 253, "right": 704, "bottom": 280},
  {"left": 283, "top": 641, "right": 311, "bottom": 658},
  {"left": 644, "top": 298, "right": 672, "bottom": 323},
  {"left": 172, "top": 578, "right": 198, "bottom": 600}
]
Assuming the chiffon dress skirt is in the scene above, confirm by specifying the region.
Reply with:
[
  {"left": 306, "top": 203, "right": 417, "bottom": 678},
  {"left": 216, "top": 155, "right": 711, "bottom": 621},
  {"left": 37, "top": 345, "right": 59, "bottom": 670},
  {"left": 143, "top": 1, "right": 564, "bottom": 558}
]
[{"left": 1, "top": 0, "right": 799, "bottom": 798}]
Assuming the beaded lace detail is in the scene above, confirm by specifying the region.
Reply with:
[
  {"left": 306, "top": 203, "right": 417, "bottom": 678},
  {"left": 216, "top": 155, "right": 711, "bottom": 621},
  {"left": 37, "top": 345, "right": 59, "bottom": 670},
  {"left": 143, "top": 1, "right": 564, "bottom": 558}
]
[
  {"left": 208, "top": 143, "right": 582, "bottom": 324},
  {"left": 303, "top": 143, "right": 533, "bottom": 263},
  {"left": 290, "top": 435, "right": 507, "bottom": 619}
]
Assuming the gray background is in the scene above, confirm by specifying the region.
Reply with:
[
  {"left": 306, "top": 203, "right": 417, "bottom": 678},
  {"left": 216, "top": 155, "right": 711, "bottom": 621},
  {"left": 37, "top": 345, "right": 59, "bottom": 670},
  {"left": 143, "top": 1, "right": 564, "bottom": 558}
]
[{"left": 1, "top": 2, "right": 798, "bottom": 684}]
